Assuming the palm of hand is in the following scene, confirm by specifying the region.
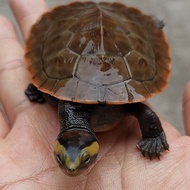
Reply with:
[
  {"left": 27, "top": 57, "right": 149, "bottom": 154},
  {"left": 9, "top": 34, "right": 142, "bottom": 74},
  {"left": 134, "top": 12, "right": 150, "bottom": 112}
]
[
  {"left": 0, "top": 0, "right": 190, "bottom": 189},
  {"left": 0, "top": 102, "right": 190, "bottom": 189}
]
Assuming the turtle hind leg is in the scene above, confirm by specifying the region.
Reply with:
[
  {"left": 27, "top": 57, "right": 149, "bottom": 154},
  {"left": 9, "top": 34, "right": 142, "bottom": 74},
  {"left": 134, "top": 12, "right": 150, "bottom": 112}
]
[
  {"left": 25, "top": 83, "right": 45, "bottom": 103},
  {"left": 156, "top": 20, "right": 165, "bottom": 29},
  {"left": 151, "top": 16, "right": 165, "bottom": 29},
  {"left": 126, "top": 103, "right": 169, "bottom": 159},
  {"left": 154, "top": 18, "right": 165, "bottom": 29}
]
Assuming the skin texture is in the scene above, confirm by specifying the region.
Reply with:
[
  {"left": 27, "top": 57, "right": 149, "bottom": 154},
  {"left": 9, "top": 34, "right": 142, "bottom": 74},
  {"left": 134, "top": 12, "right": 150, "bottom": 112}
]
[{"left": 0, "top": 0, "right": 190, "bottom": 189}]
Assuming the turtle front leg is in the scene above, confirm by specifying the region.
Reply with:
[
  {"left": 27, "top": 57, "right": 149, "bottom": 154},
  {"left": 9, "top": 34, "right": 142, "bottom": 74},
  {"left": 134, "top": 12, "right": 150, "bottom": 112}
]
[
  {"left": 127, "top": 103, "right": 169, "bottom": 159},
  {"left": 25, "top": 83, "right": 45, "bottom": 103}
]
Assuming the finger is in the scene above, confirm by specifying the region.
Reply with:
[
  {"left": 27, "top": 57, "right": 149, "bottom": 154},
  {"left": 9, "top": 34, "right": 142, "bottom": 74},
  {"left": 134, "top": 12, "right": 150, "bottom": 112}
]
[
  {"left": 0, "top": 16, "right": 30, "bottom": 124},
  {"left": 0, "top": 0, "right": 48, "bottom": 124},
  {"left": 0, "top": 108, "right": 10, "bottom": 138},
  {"left": 183, "top": 81, "right": 190, "bottom": 135},
  {"left": 9, "top": 0, "right": 48, "bottom": 39}
]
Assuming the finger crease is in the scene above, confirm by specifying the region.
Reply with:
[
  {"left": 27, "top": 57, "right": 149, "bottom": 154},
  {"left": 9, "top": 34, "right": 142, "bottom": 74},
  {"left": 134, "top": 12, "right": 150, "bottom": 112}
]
[
  {"left": 0, "top": 59, "right": 25, "bottom": 74},
  {"left": 14, "top": 99, "right": 31, "bottom": 117}
]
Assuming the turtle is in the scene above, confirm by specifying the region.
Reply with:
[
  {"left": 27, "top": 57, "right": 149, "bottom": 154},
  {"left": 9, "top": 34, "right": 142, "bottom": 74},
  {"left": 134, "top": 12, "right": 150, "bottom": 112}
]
[{"left": 24, "top": 1, "right": 171, "bottom": 176}]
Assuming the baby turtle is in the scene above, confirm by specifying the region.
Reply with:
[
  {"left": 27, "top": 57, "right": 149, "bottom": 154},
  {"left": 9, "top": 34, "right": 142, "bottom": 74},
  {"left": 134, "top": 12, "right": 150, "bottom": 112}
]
[{"left": 25, "top": 2, "right": 171, "bottom": 176}]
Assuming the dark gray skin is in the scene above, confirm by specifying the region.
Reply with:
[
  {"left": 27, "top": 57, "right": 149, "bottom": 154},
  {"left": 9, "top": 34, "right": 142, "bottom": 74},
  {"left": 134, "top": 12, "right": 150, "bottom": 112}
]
[{"left": 25, "top": 83, "right": 169, "bottom": 160}]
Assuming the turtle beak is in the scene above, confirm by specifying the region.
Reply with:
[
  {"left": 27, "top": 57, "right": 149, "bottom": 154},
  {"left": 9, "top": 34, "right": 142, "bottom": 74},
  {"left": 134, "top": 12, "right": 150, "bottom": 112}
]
[{"left": 64, "top": 165, "right": 85, "bottom": 176}]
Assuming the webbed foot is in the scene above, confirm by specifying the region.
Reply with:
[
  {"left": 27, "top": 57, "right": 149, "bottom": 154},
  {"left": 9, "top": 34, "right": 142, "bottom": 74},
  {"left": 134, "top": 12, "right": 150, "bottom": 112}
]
[{"left": 137, "top": 131, "right": 169, "bottom": 160}]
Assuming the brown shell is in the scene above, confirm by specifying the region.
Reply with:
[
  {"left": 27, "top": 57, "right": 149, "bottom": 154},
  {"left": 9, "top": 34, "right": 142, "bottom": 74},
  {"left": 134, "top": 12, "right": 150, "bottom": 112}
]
[{"left": 25, "top": 2, "right": 171, "bottom": 104}]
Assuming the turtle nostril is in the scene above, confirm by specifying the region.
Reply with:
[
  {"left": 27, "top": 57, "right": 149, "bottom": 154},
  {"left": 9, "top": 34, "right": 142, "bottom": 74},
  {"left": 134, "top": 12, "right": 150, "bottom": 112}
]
[
  {"left": 68, "top": 168, "right": 75, "bottom": 172},
  {"left": 65, "top": 167, "right": 81, "bottom": 176}
]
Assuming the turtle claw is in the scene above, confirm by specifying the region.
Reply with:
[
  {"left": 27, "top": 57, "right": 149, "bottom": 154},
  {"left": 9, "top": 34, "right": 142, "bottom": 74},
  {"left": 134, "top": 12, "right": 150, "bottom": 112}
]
[
  {"left": 156, "top": 153, "right": 160, "bottom": 160},
  {"left": 137, "top": 132, "right": 169, "bottom": 160}
]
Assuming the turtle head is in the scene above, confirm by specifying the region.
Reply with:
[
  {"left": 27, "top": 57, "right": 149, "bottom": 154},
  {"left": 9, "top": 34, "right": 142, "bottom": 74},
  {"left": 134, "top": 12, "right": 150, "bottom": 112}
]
[{"left": 54, "top": 129, "right": 99, "bottom": 176}]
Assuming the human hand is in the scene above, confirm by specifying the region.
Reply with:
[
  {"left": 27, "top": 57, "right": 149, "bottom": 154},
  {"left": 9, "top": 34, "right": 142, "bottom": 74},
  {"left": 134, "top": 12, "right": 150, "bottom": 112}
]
[{"left": 0, "top": 0, "right": 190, "bottom": 189}]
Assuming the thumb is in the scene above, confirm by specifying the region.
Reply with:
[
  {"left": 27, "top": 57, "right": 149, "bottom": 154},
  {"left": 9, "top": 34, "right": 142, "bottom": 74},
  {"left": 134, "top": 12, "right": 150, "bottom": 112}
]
[{"left": 183, "top": 81, "right": 190, "bottom": 135}]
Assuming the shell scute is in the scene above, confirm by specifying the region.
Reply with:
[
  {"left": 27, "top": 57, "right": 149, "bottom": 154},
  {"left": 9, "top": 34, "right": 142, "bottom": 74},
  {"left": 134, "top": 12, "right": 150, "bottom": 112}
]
[{"left": 25, "top": 2, "right": 171, "bottom": 104}]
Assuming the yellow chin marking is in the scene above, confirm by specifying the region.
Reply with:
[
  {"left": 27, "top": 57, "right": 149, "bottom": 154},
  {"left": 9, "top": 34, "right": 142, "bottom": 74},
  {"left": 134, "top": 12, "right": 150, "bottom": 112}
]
[
  {"left": 54, "top": 140, "right": 67, "bottom": 164},
  {"left": 54, "top": 139, "right": 99, "bottom": 174},
  {"left": 65, "top": 141, "right": 99, "bottom": 170},
  {"left": 54, "top": 140, "right": 64, "bottom": 154},
  {"left": 83, "top": 141, "right": 99, "bottom": 157}
]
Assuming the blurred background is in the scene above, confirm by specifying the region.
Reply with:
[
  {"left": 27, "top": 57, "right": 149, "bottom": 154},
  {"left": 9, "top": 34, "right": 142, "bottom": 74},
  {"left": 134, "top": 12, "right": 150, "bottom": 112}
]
[{"left": 0, "top": 0, "right": 189, "bottom": 134}]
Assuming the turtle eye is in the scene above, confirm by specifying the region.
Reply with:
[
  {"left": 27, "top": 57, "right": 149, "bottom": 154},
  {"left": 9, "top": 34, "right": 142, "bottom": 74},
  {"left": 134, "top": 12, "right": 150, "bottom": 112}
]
[
  {"left": 84, "top": 156, "right": 90, "bottom": 163},
  {"left": 56, "top": 154, "right": 64, "bottom": 165},
  {"left": 82, "top": 154, "right": 91, "bottom": 164}
]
